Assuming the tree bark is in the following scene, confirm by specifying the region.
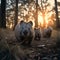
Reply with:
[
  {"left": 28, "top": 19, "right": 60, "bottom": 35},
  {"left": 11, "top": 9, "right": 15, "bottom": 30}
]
[
  {"left": 55, "top": 0, "right": 60, "bottom": 28},
  {"left": 13, "top": 0, "right": 18, "bottom": 30},
  {"left": 35, "top": 0, "right": 38, "bottom": 28},
  {"left": 0, "top": 0, "right": 6, "bottom": 28}
]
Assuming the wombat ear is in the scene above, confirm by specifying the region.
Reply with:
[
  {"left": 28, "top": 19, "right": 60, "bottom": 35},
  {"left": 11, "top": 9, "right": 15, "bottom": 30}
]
[
  {"left": 20, "top": 20, "right": 24, "bottom": 25},
  {"left": 29, "top": 21, "right": 33, "bottom": 26}
]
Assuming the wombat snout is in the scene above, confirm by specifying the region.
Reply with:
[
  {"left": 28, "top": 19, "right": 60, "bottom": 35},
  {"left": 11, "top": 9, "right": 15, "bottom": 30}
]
[{"left": 23, "top": 30, "right": 28, "bottom": 35}]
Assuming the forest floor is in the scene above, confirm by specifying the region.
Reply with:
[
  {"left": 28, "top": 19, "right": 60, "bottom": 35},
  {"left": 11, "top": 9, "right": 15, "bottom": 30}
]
[
  {"left": 0, "top": 28, "right": 59, "bottom": 46},
  {"left": 0, "top": 28, "right": 60, "bottom": 60}
]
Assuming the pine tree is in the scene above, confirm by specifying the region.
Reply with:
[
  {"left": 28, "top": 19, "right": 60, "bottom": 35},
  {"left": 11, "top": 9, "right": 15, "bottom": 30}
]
[{"left": 0, "top": 0, "right": 6, "bottom": 28}]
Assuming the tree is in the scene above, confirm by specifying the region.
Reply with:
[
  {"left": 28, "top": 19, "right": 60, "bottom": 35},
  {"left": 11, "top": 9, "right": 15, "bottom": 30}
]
[
  {"left": 54, "top": 0, "right": 60, "bottom": 28},
  {"left": 0, "top": 0, "right": 6, "bottom": 28},
  {"left": 13, "top": 0, "right": 18, "bottom": 30},
  {"left": 35, "top": 0, "right": 38, "bottom": 28}
]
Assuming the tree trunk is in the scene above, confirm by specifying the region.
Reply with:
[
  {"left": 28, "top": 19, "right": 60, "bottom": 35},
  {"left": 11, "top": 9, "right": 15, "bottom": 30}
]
[
  {"left": 0, "top": 0, "right": 6, "bottom": 28},
  {"left": 13, "top": 0, "right": 18, "bottom": 30},
  {"left": 55, "top": 0, "right": 60, "bottom": 28},
  {"left": 35, "top": 0, "right": 38, "bottom": 28}
]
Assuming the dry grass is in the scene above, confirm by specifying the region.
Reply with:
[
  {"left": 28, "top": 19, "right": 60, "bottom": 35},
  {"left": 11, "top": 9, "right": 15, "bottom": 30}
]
[{"left": 0, "top": 28, "right": 60, "bottom": 60}]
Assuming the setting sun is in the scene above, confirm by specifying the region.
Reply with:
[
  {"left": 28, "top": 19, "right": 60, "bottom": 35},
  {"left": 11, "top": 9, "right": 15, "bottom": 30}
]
[{"left": 5, "top": 0, "right": 60, "bottom": 29}]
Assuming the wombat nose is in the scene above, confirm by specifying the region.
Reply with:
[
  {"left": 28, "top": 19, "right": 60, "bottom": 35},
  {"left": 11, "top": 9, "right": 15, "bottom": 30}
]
[{"left": 24, "top": 30, "right": 28, "bottom": 35}]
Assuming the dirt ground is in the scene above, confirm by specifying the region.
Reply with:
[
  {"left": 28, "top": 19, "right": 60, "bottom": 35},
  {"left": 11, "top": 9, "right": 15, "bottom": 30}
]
[{"left": 0, "top": 28, "right": 60, "bottom": 60}]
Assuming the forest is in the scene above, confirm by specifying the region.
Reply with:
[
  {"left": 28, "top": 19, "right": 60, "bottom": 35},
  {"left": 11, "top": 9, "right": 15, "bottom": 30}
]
[{"left": 0, "top": 0, "right": 60, "bottom": 60}]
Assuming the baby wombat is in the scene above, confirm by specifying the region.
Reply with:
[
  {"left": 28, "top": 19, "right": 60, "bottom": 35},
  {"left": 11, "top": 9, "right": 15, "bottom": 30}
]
[
  {"left": 43, "top": 26, "right": 53, "bottom": 38},
  {"left": 34, "top": 28, "right": 41, "bottom": 40}
]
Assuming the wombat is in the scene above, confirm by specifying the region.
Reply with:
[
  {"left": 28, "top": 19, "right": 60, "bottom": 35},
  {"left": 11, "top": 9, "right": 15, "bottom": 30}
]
[
  {"left": 15, "top": 20, "right": 35, "bottom": 46},
  {"left": 34, "top": 28, "right": 41, "bottom": 40},
  {"left": 43, "top": 26, "right": 53, "bottom": 38}
]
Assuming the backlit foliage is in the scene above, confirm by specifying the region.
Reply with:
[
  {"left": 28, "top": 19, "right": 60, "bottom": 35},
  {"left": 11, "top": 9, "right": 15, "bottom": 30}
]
[{"left": 6, "top": 0, "right": 56, "bottom": 29}]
